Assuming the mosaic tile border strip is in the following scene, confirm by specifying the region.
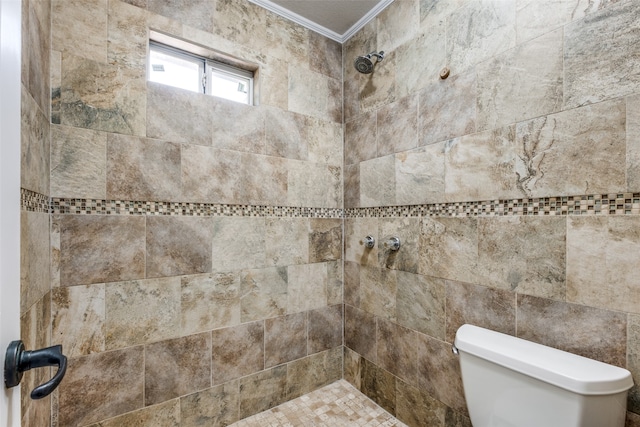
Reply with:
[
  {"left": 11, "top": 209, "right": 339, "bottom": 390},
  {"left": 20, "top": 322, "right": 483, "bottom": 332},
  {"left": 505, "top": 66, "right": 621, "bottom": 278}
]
[
  {"left": 22, "top": 190, "right": 640, "bottom": 218},
  {"left": 346, "top": 193, "right": 640, "bottom": 218}
]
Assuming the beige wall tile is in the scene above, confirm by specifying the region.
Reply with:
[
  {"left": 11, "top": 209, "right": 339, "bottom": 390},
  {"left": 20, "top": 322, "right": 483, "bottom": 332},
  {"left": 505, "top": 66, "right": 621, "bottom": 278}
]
[
  {"left": 377, "top": 0, "right": 420, "bottom": 52},
  {"left": 239, "top": 365, "right": 287, "bottom": 419},
  {"left": 564, "top": 1, "right": 640, "bottom": 109},
  {"left": 344, "top": 163, "right": 360, "bottom": 208},
  {"left": 345, "top": 304, "right": 377, "bottom": 363},
  {"left": 627, "top": 94, "right": 640, "bottom": 190},
  {"left": 309, "top": 31, "right": 342, "bottom": 81},
  {"left": 146, "top": 216, "right": 213, "bottom": 278},
  {"left": 361, "top": 357, "right": 397, "bottom": 415},
  {"left": 180, "top": 381, "right": 239, "bottom": 427},
  {"left": 52, "top": 0, "right": 107, "bottom": 63},
  {"left": 396, "top": 379, "right": 448, "bottom": 427},
  {"left": 51, "top": 125, "right": 106, "bottom": 199},
  {"left": 361, "top": 155, "right": 396, "bottom": 207},
  {"left": 376, "top": 317, "right": 417, "bottom": 385},
  {"left": 265, "top": 218, "right": 309, "bottom": 266},
  {"left": 21, "top": 87, "right": 50, "bottom": 195},
  {"left": 396, "top": 272, "right": 445, "bottom": 339},
  {"left": 105, "top": 277, "right": 180, "bottom": 349},
  {"left": 212, "top": 0, "right": 268, "bottom": 51},
  {"left": 327, "top": 260, "right": 343, "bottom": 306},
  {"left": 287, "top": 263, "right": 328, "bottom": 313},
  {"left": 395, "top": 26, "right": 446, "bottom": 99},
  {"left": 308, "top": 305, "right": 343, "bottom": 354},
  {"left": 286, "top": 347, "right": 342, "bottom": 399},
  {"left": 358, "top": 50, "right": 397, "bottom": 114},
  {"left": 212, "top": 99, "right": 265, "bottom": 154},
  {"left": 360, "top": 266, "right": 397, "bottom": 322},
  {"left": 182, "top": 146, "right": 244, "bottom": 204},
  {"left": 345, "top": 110, "right": 377, "bottom": 165},
  {"left": 24, "top": 0, "right": 51, "bottom": 117},
  {"left": 212, "top": 321, "right": 264, "bottom": 385},
  {"left": 265, "top": 312, "right": 307, "bottom": 368},
  {"left": 52, "top": 284, "right": 105, "bottom": 358},
  {"left": 287, "top": 161, "right": 341, "bottom": 208},
  {"left": 211, "top": 217, "right": 266, "bottom": 272},
  {"left": 289, "top": 66, "right": 340, "bottom": 123},
  {"left": 148, "top": 0, "right": 215, "bottom": 33},
  {"left": 377, "top": 93, "right": 419, "bottom": 157},
  {"left": 107, "top": 0, "right": 148, "bottom": 70},
  {"left": 58, "top": 346, "right": 144, "bottom": 426},
  {"left": 476, "top": 28, "right": 563, "bottom": 131},
  {"left": 20, "top": 211, "right": 50, "bottom": 314},
  {"left": 58, "top": 215, "right": 146, "bottom": 286},
  {"left": 145, "top": 333, "right": 212, "bottom": 405},
  {"left": 395, "top": 143, "right": 445, "bottom": 205},
  {"left": 378, "top": 217, "right": 420, "bottom": 273},
  {"left": 309, "top": 219, "right": 342, "bottom": 263},
  {"left": 240, "top": 267, "right": 288, "bottom": 322},
  {"left": 517, "top": 294, "right": 627, "bottom": 367},
  {"left": 85, "top": 399, "right": 180, "bottom": 427},
  {"left": 307, "top": 117, "right": 343, "bottom": 167},
  {"left": 628, "top": 314, "right": 640, "bottom": 414},
  {"left": 181, "top": 272, "right": 241, "bottom": 335},
  {"left": 345, "top": 218, "right": 379, "bottom": 266}
]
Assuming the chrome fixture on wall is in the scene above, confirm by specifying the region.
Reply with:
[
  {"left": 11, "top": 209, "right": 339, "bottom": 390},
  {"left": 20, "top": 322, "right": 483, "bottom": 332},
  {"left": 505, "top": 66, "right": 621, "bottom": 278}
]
[
  {"left": 362, "top": 235, "right": 375, "bottom": 249},
  {"left": 384, "top": 237, "right": 401, "bottom": 251},
  {"left": 354, "top": 51, "right": 384, "bottom": 74}
]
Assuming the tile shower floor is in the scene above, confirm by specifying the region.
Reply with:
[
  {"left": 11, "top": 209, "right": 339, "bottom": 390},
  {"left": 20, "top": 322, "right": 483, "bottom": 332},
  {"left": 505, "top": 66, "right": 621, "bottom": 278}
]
[{"left": 230, "top": 380, "right": 408, "bottom": 427}]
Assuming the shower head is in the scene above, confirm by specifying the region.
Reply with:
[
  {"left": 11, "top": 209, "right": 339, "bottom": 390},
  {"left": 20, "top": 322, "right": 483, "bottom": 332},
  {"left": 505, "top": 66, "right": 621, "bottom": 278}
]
[{"left": 354, "top": 51, "right": 385, "bottom": 74}]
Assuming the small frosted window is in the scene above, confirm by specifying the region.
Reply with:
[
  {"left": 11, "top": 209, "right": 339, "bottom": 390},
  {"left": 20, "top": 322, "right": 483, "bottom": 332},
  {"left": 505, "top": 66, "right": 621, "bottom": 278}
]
[{"left": 148, "top": 41, "right": 254, "bottom": 105}]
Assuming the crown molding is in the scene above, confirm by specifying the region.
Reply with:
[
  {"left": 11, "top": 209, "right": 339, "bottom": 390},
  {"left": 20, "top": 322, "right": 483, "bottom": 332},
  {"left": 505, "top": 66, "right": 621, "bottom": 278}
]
[{"left": 248, "top": 0, "right": 394, "bottom": 43}]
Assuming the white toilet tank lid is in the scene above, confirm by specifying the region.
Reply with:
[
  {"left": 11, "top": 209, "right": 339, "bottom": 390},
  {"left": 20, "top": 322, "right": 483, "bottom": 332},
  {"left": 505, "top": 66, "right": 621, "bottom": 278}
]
[{"left": 454, "top": 324, "right": 633, "bottom": 395}]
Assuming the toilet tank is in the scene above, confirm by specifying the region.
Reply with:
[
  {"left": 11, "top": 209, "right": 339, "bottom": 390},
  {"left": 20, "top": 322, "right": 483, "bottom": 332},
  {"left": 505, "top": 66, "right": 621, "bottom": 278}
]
[{"left": 454, "top": 324, "right": 633, "bottom": 427}]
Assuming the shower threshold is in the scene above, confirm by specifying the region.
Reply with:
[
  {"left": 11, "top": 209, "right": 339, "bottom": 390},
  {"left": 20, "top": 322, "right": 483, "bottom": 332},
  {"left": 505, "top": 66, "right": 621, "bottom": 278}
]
[{"left": 229, "top": 379, "right": 407, "bottom": 426}]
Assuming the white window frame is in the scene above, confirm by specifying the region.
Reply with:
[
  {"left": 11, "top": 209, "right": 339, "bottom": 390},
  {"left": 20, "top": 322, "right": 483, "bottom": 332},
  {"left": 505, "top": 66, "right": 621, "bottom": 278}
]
[{"left": 148, "top": 40, "right": 254, "bottom": 105}]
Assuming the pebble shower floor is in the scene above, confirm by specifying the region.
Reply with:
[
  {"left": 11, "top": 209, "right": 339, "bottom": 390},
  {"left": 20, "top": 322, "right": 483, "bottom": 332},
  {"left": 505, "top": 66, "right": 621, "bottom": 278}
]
[{"left": 229, "top": 380, "right": 408, "bottom": 427}]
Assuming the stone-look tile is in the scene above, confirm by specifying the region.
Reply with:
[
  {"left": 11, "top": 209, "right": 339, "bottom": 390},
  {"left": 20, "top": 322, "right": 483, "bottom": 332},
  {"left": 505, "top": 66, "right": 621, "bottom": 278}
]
[
  {"left": 308, "top": 305, "right": 343, "bottom": 354},
  {"left": 240, "top": 267, "right": 288, "bottom": 322},
  {"left": 397, "top": 272, "right": 445, "bottom": 339},
  {"left": 212, "top": 0, "right": 268, "bottom": 51},
  {"left": 52, "top": 0, "right": 107, "bottom": 63},
  {"left": 51, "top": 50, "right": 61, "bottom": 124},
  {"left": 181, "top": 273, "right": 241, "bottom": 335},
  {"left": 289, "top": 65, "right": 341, "bottom": 123},
  {"left": 145, "top": 333, "right": 212, "bottom": 405},
  {"left": 287, "top": 263, "right": 328, "bottom": 314},
  {"left": 517, "top": 294, "right": 627, "bottom": 367},
  {"left": 241, "top": 152, "right": 288, "bottom": 206},
  {"left": 147, "top": 82, "right": 212, "bottom": 146},
  {"left": 419, "top": 217, "right": 478, "bottom": 284},
  {"left": 107, "top": 0, "right": 148, "bottom": 70},
  {"left": 628, "top": 412, "right": 640, "bottom": 427},
  {"left": 477, "top": 216, "right": 566, "bottom": 299},
  {"left": 377, "top": 94, "right": 418, "bottom": 157},
  {"left": 344, "top": 218, "right": 378, "bottom": 266},
  {"left": 515, "top": 0, "right": 618, "bottom": 44},
  {"left": 182, "top": 146, "right": 244, "bottom": 204},
  {"left": 344, "top": 346, "right": 363, "bottom": 390},
  {"left": 265, "top": 218, "right": 309, "bottom": 266},
  {"left": 515, "top": 99, "right": 626, "bottom": 197},
  {"left": 212, "top": 322, "right": 264, "bottom": 384},
  {"left": 146, "top": 216, "right": 213, "bottom": 278},
  {"left": 396, "top": 380, "right": 447, "bottom": 427},
  {"left": 327, "top": 260, "right": 343, "bottom": 306},
  {"left": 309, "top": 219, "right": 342, "bottom": 263},
  {"left": 57, "top": 215, "right": 145, "bottom": 286},
  {"left": 265, "top": 108, "right": 308, "bottom": 160},
  {"left": 212, "top": 98, "right": 265, "bottom": 153},
  {"left": 445, "top": 125, "right": 518, "bottom": 202},
  {"left": 361, "top": 266, "right": 397, "bottom": 322},
  {"left": 180, "top": 381, "right": 239, "bottom": 427},
  {"left": 345, "top": 110, "right": 377, "bottom": 165},
  {"left": 52, "top": 284, "right": 105, "bottom": 358},
  {"left": 628, "top": 314, "right": 640, "bottom": 415},
  {"left": 395, "top": 143, "right": 445, "bottom": 205},
  {"left": 361, "top": 358, "right": 397, "bottom": 416},
  {"left": 344, "top": 163, "right": 360, "bottom": 208},
  {"left": 288, "top": 161, "right": 341, "bottom": 208},
  {"left": 416, "top": 334, "right": 466, "bottom": 413},
  {"left": 419, "top": 71, "right": 476, "bottom": 147},
  {"left": 20, "top": 292, "right": 51, "bottom": 427},
  {"left": 211, "top": 217, "right": 266, "bottom": 272},
  {"left": 567, "top": 216, "right": 640, "bottom": 314},
  {"left": 379, "top": 217, "right": 419, "bottom": 273},
  {"left": 445, "top": 280, "right": 516, "bottom": 343},
  {"left": 377, "top": 0, "right": 419, "bottom": 52},
  {"left": 359, "top": 49, "right": 397, "bottom": 114},
  {"left": 265, "top": 312, "right": 307, "bottom": 368},
  {"left": 344, "top": 261, "right": 361, "bottom": 308},
  {"left": 106, "top": 133, "right": 181, "bottom": 201},
  {"left": 148, "top": 0, "right": 215, "bottom": 33},
  {"left": 21, "top": 87, "right": 50, "bottom": 195},
  {"left": 105, "top": 277, "right": 180, "bottom": 350},
  {"left": 24, "top": 0, "right": 51, "bottom": 117},
  {"left": 259, "top": 56, "right": 288, "bottom": 111},
  {"left": 307, "top": 117, "right": 343, "bottom": 167},
  {"left": 420, "top": 0, "right": 467, "bottom": 33},
  {"left": 628, "top": 95, "right": 640, "bottom": 190},
  {"left": 446, "top": 0, "right": 516, "bottom": 74},
  {"left": 287, "top": 347, "right": 342, "bottom": 400},
  {"left": 239, "top": 365, "right": 287, "bottom": 419},
  {"left": 51, "top": 125, "right": 106, "bottom": 199},
  {"left": 361, "top": 155, "right": 396, "bottom": 207},
  {"left": 345, "top": 304, "right": 377, "bottom": 363},
  {"left": 60, "top": 53, "right": 146, "bottom": 136},
  {"left": 564, "top": 1, "right": 640, "bottom": 109},
  {"left": 20, "top": 211, "right": 50, "bottom": 314},
  {"left": 477, "top": 29, "right": 563, "bottom": 132},
  {"left": 58, "top": 346, "right": 144, "bottom": 426},
  {"left": 309, "top": 31, "right": 342, "bottom": 80},
  {"left": 445, "top": 408, "right": 473, "bottom": 427},
  {"left": 396, "top": 21, "right": 446, "bottom": 99},
  {"left": 377, "top": 318, "right": 417, "bottom": 385},
  {"left": 86, "top": 399, "right": 180, "bottom": 427},
  {"left": 343, "top": 76, "right": 362, "bottom": 129}
]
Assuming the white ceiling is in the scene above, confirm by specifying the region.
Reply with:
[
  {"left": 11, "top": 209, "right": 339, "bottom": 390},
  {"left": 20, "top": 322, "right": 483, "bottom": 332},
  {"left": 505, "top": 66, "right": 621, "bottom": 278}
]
[{"left": 248, "top": 0, "right": 394, "bottom": 43}]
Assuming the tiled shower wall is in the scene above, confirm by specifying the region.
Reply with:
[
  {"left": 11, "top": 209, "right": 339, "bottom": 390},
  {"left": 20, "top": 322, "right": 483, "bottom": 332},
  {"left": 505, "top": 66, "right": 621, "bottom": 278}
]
[
  {"left": 343, "top": 0, "right": 640, "bottom": 426},
  {"left": 22, "top": 0, "right": 344, "bottom": 426}
]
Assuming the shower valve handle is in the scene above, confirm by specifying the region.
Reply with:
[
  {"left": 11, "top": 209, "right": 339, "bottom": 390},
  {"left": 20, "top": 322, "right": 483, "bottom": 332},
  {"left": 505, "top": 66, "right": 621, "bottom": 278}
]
[{"left": 363, "top": 235, "right": 375, "bottom": 249}]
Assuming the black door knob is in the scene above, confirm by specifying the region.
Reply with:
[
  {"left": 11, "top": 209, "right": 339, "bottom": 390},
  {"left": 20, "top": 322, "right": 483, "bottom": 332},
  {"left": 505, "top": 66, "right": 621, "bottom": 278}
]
[{"left": 4, "top": 340, "right": 67, "bottom": 399}]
